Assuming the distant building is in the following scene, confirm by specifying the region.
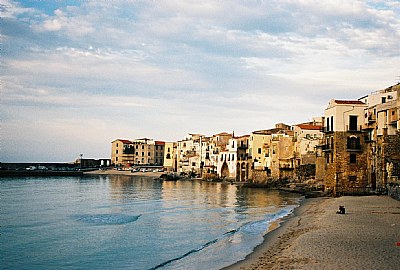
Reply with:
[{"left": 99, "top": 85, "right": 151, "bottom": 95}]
[
  {"left": 111, "top": 138, "right": 165, "bottom": 167},
  {"left": 163, "top": 142, "right": 177, "bottom": 172},
  {"left": 217, "top": 135, "right": 250, "bottom": 181}
]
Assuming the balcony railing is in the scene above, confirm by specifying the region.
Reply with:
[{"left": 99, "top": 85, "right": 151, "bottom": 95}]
[
  {"left": 322, "top": 144, "right": 333, "bottom": 151},
  {"left": 321, "top": 127, "right": 334, "bottom": 133},
  {"left": 346, "top": 144, "right": 362, "bottom": 151},
  {"left": 368, "top": 115, "right": 376, "bottom": 123},
  {"left": 346, "top": 125, "right": 363, "bottom": 132}
]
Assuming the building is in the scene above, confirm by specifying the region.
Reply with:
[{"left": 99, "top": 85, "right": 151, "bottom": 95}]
[
  {"left": 163, "top": 142, "right": 177, "bottom": 172},
  {"left": 320, "top": 99, "right": 368, "bottom": 195},
  {"left": 360, "top": 83, "right": 400, "bottom": 190},
  {"left": 317, "top": 84, "right": 400, "bottom": 195},
  {"left": 293, "top": 120, "right": 324, "bottom": 180},
  {"left": 217, "top": 135, "right": 249, "bottom": 181},
  {"left": 111, "top": 138, "right": 165, "bottom": 167}
]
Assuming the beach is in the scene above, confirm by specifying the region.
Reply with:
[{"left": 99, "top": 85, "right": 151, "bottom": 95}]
[{"left": 227, "top": 195, "right": 400, "bottom": 270}]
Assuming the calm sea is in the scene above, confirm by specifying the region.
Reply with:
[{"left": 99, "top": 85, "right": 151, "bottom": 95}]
[{"left": 1, "top": 175, "right": 301, "bottom": 270}]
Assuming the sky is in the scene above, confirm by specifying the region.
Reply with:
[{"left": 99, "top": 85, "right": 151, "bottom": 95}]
[{"left": 1, "top": 0, "right": 400, "bottom": 163}]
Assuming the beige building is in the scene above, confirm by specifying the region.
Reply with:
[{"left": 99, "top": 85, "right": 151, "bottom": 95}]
[
  {"left": 163, "top": 142, "right": 177, "bottom": 172},
  {"left": 293, "top": 121, "right": 324, "bottom": 180},
  {"left": 111, "top": 138, "right": 164, "bottom": 167}
]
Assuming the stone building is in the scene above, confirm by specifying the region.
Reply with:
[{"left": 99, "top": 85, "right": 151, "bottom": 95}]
[
  {"left": 360, "top": 83, "right": 400, "bottom": 190},
  {"left": 321, "top": 99, "right": 368, "bottom": 195}
]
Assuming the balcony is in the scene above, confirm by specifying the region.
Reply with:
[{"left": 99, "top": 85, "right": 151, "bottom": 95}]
[
  {"left": 321, "top": 144, "right": 333, "bottom": 152},
  {"left": 279, "top": 164, "right": 294, "bottom": 170},
  {"left": 346, "top": 125, "right": 363, "bottom": 132},
  {"left": 367, "top": 114, "right": 376, "bottom": 123},
  {"left": 321, "top": 127, "right": 334, "bottom": 133},
  {"left": 346, "top": 144, "right": 362, "bottom": 152}
]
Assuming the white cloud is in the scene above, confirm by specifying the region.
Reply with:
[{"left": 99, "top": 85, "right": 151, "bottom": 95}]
[{"left": 2, "top": 0, "right": 400, "bottom": 162}]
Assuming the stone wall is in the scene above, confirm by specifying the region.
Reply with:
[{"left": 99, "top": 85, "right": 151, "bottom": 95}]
[
  {"left": 324, "top": 132, "right": 369, "bottom": 194},
  {"left": 388, "top": 186, "right": 400, "bottom": 201}
]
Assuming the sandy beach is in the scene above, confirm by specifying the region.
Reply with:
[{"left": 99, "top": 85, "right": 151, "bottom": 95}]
[
  {"left": 84, "top": 168, "right": 164, "bottom": 178},
  {"left": 227, "top": 195, "right": 400, "bottom": 270}
]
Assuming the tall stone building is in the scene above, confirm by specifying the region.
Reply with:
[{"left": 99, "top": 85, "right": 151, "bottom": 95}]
[
  {"left": 318, "top": 83, "right": 400, "bottom": 195},
  {"left": 360, "top": 83, "right": 400, "bottom": 190},
  {"left": 321, "top": 100, "right": 368, "bottom": 195}
]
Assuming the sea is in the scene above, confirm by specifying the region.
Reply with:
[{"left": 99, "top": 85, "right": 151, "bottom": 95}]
[{"left": 1, "top": 175, "right": 301, "bottom": 270}]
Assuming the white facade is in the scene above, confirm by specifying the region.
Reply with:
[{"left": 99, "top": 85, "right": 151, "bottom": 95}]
[{"left": 324, "top": 100, "right": 368, "bottom": 132}]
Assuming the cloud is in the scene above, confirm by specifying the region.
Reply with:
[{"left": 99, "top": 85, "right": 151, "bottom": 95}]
[{"left": 1, "top": 0, "right": 400, "bottom": 162}]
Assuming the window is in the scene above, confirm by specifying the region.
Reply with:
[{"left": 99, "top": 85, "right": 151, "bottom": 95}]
[
  {"left": 116, "top": 157, "right": 118, "bottom": 161},
  {"left": 166, "top": 154, "right": 171, "bottom": 159},
  {"left": 330, "top": 116, "right": 334, "bottom": 131},
  {"left": 382, "top": 97, "right": 386, "bottom": 103},
  {"left": 349, "top": 176, "right": 357, "bottom": 182},
  {"left": 142, "top": 145, "right": 144, "bottom": 149},
  {"left": 116, "top": 143, "right": 119, "bottom": 147},
  {"left": 148, "top": 152, "right": 151, "bottom": 156},
  {"left": 347, "top": 137, "right": 360, "bottom": 150},
  {"left": 326, "top": 117, "right": 330, "bottom": 131},
  {"left": 142, "top": 152, "right": 144, "bottom": 156},
  {"left": 349, "top": 116, "right": 358, "bottom": 131},
  {"left": 326, "top": 153, "right": 330, "bottom": 164},
  {"left": 350, "top": 154, "right": 356, "bottom": 163},
  {"left": 136, "top": 145, "right": 138, "bottom": 149},
  {"left": 258, "top": 148, "right": 262, "bottom": 154},
  {"left": 116, "top": 150, "right": 118, "bottom": 154}
]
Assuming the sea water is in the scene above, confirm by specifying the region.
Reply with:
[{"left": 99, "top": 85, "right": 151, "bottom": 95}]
[{"left": 1, "top": 175, "right": 301, "bottom": 270}]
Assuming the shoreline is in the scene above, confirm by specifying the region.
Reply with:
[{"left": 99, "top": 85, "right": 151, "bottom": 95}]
[{"left": 225, "top": 195, "right": 400, "bottom": 270}]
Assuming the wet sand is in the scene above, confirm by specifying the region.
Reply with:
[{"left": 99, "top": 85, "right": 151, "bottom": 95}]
[{"left": 226, "top": 196, "right": 400, "bottom": 270}]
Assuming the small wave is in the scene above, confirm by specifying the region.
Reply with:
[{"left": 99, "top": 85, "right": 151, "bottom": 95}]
[
  {"left": 149, "top": 206, "right": 297, "bottom": 269},
  {"left": 75, "top": 214, "right": 141, "bottom": 225}
]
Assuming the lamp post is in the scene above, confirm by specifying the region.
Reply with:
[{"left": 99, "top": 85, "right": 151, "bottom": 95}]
[{"left": 80, "top": 154, "right": 83, "bottom": 169}]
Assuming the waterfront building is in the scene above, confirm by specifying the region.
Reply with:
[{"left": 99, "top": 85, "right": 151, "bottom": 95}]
[
  {"left": 217, "top": 135, "right": 249, "bottom": 181},
  {"left": 163, "top": 142, "right": 177, "bottom": 172},
  {"left": 111, "top": 138, "right": 165, "bottom": 167},
  {"left": 320, "top": 99, "right": 368, "bottom": 194},
  {"left": 318, "top": 83, "right": 400, "bottom": 195},
  {"left": 360, "top": 83, "right": 400, "bottom": 190},
  {"left": 292, "top": 119, "right": 324, "bottom": 180}
]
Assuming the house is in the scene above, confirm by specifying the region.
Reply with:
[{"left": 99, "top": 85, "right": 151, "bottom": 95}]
[
  {"left": 320, "top": 99, "right": 369, "bottom": 195},
  {"left": 217, "top": 135, "right": 249, "bottom": 181},
  {"left": 111, "top": 138, "right": 165, "bottom": 167}
]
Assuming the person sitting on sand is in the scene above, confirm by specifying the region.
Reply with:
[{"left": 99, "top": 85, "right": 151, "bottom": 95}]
[{"left": 336, "top": 205, "right": 345, "bottom": 214}]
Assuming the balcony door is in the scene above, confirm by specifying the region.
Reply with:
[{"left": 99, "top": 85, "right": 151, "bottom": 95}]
[{"left": 349, "top": 115, "right": 358, "bottom": 131}]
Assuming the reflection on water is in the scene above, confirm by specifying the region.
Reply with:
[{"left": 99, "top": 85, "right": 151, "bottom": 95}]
[{"left": 1, "top": 175, "right": 300, "bottom": 270}]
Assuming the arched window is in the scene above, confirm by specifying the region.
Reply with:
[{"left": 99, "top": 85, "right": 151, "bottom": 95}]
[{"left": 347, "top": 136, "right": 360, "bottom": 150}]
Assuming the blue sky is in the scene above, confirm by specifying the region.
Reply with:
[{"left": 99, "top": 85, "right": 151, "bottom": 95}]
[{"left": 1, "top": 0, "right": 400, "bottom": 162}]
